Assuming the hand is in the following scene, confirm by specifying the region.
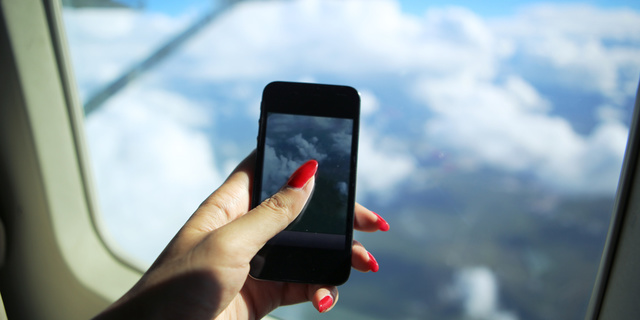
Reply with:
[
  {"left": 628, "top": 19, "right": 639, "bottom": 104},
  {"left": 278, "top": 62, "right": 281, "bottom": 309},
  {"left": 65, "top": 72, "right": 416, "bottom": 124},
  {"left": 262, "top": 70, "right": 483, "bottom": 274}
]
[{"left": 94, "top": 150, "right": 389, "bottom": 319}]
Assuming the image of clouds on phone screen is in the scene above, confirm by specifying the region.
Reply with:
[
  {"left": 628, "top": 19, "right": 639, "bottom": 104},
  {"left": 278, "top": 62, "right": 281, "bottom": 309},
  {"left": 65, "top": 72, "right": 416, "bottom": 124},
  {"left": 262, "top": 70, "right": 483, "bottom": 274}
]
[{"left": 261, "top": 112, "right": 353, "bottom": 237}]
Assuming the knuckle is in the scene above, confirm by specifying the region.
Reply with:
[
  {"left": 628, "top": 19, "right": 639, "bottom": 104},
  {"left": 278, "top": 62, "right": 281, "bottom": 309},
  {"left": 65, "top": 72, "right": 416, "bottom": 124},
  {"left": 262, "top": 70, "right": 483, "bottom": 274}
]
[{"left": 261, "top": 193, "right": 294, "bottom": 221}]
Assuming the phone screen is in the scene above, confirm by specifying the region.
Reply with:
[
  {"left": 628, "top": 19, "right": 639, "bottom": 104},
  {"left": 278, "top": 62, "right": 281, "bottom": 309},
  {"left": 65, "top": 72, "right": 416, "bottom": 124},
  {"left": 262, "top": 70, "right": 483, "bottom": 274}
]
[
  {"left": 260, "top": 112, "right": 353, "bottom": 248},
  {"left": 250, "top": 81, "right": 359, "bottom": 285}
]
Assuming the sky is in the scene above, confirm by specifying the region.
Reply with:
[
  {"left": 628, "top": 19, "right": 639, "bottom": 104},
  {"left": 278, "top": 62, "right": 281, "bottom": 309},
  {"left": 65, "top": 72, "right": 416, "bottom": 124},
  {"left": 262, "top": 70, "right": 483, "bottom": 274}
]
[
  {"left": 62, "top": 0, "right": 640, "bottom": 318},
  {"left": 130, "top": 0, "right": 640, "bottom": 17},
  {"left": 398, "top": 0, "right": 640, "bottom": 16}
]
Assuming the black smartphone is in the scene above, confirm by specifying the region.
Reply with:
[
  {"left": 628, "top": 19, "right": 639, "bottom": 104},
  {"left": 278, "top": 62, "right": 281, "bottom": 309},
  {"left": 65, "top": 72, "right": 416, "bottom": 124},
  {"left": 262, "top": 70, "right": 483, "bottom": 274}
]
[{"left": 249, "top": 81, "right": 360, "bottom": 285}]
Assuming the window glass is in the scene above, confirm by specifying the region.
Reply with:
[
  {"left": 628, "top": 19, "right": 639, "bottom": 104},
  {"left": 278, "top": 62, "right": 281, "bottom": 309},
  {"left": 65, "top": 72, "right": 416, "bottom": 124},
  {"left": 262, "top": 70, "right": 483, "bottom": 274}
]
[{"left": 62, "top": 0, "right": 640, "bottom": 319}]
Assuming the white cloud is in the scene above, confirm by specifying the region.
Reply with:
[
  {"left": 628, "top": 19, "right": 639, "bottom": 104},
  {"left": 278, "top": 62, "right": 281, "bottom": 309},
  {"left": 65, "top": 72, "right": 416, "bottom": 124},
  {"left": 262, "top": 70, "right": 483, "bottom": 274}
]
[
  {"left": 182, "top": 0, "right": 633, "bottom": 196},
  {"left": 66, "top": 1, "right": 640, "bottom": 204},
  {"left": 336, "top": 181, "right": 348, "bottom": 197},
  {"left": 68, "top": 1, "right": 640, "bottom": 200},
  {"left": 85, "top": 83, "right": 222, "bottom": 266},
  {"left": 356, "top": 126, "right": 417, "bottom": 199},
  {"left": 564, "top": 120, "right": 629, "bottom": 193},
  {"left": 446, "top": 266, "right": 518, "bottom": 320},
  {"left": 359, "top": 89, "right": 380, "bottom": 117},
  {"left": 331, "top": 131, "right": 353, "bottom": 155},
  {"left": 262, "top": 144, "right": 301, "bottom": 199},
  {"left": 416, "top": 73, "right": 628, "bottom": 193},
  {"left": 179, "top": 1, "right": 511, "bottom": 81},
  {"left": 288, "top": 134, "right": 327, "bottom": 162},
  {"left": 63, "top": 8, "right": 198, "bottom": 100},
  {"left": 491, "top": 4, "right": 640, "bottom": 102}
]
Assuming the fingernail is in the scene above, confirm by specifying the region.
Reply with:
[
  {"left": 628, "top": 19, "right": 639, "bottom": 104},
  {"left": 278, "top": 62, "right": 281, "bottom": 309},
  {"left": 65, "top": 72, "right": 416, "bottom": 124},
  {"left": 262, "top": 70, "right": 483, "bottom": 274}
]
[
  {"left": 367, "top": 252, "right": 379, "bottom": 273},
  {"left": 318, "top": 295, "right": 333, "bottom": 313},
  {"left": 373, "top": 212, "right": 390, "bottom": 232},
  {"left": 287, "top": 160, "right": 318, "bottom": 188}
]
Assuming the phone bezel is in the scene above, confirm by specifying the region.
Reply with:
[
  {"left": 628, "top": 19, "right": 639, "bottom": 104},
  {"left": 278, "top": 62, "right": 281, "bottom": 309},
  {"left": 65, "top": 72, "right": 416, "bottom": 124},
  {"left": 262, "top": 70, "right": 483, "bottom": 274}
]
[{"left": 249, "top": 81, "right": 360, "bottom": 285}]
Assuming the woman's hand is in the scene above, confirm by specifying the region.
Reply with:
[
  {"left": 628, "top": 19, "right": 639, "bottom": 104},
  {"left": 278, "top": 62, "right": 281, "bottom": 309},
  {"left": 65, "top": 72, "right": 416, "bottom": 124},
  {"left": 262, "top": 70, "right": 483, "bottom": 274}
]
[{"left": 94, "top": 151, "right": 389, "bottom": 319}]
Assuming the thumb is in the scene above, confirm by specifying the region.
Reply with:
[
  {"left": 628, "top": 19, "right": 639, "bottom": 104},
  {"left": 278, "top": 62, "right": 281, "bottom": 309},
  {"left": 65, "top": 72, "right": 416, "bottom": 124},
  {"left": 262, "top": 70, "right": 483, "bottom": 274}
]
[{"left": 210, "top": 160, "right": 318, "bottom": 259}]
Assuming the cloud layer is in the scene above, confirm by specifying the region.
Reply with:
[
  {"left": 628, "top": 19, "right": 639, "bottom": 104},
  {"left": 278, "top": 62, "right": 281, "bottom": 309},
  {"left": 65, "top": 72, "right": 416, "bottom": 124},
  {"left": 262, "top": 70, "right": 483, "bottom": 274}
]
[
  {"left": 165, "top": 0, "right": 638, "bottom": 195},
  {"left": 64, "top": 0, "right": 640, "bottom": 282}
]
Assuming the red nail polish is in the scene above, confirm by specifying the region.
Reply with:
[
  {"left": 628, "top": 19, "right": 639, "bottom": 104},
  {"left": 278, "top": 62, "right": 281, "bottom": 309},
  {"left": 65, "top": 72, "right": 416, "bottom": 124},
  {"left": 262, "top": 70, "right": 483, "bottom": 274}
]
[
  {"left": 287, "top": 160, "right": 318, "bottom": 188},
  {"left": 367, "top": 252, "right": 379, "bottom": 273},
  {"left": 318, "top": 295, "right": 333, "bottom": 313},
  {"left": 373, "top": 211, "right": 390, "bottom": 232}
]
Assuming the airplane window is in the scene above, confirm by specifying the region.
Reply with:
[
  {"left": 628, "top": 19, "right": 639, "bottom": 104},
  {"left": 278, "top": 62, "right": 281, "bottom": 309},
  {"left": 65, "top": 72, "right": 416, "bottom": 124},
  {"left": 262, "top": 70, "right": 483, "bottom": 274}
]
[{"left": 61, "top": 0, "right": 640, "bottom": 319}]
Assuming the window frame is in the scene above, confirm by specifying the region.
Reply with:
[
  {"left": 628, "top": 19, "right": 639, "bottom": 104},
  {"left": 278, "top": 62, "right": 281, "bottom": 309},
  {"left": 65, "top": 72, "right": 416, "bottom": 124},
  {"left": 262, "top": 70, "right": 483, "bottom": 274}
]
[
  {"left": 586, "top": 81, "right": 640, "bottom": 319},
  {"left": 0, "top": 0, "right": 140, "bottom": 318}
]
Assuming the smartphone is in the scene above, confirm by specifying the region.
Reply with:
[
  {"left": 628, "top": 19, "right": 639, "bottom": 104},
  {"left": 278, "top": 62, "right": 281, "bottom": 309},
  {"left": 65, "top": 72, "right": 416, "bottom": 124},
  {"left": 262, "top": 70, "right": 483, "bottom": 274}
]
[{"left": 249, "top": 81, "right": 360, "bottom": 285}]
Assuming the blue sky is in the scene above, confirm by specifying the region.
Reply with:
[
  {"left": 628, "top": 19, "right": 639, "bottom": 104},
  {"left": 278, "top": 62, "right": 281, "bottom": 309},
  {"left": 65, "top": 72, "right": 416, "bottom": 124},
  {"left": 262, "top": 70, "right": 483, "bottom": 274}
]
[
  {"left": 399, "top": 0, "right": 640, "bottom": 16},
  {"left": 133, "top": 0, "right": 640, "bottom": 17}
]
